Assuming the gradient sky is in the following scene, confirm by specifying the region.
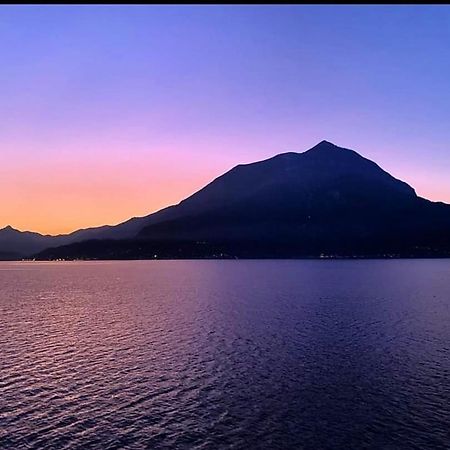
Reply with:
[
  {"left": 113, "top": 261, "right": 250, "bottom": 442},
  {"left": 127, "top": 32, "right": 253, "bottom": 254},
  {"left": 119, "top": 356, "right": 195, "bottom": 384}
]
[{"left": 1, "top": 5, "right": 450, "bottom": 235}]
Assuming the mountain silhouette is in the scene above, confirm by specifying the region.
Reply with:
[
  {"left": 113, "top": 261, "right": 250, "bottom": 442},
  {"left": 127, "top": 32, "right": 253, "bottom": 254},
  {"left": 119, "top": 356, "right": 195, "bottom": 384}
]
[
  {"left": 0, "top": 226, "right": 58, "bottom": 260},
  {"left": 4, "top": 140, "right": 450, "bottom": 260},
  {"left": 138, "top": 140, "right": 419, "bottom": 240},
  {"left": 0, "top": 220, "right": 148, "bottom": 259}
]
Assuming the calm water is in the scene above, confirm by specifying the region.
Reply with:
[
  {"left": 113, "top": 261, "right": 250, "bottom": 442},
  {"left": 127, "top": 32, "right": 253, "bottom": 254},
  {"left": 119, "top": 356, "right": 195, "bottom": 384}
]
[{"left": 1, "top": 260, "right": 449, "bottom": 449}]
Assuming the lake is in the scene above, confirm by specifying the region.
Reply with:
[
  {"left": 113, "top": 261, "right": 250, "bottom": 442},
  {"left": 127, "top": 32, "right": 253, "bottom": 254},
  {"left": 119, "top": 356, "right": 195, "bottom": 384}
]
[{"left": 1, "top": 260, "right": 449, "bottom": 449}]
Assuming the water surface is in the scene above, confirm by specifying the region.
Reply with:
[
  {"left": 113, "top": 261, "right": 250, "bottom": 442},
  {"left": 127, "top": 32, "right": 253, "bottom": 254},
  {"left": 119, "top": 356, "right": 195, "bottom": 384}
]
[{"left": 1, "top": 260, "right": 449, "bottom": 449}]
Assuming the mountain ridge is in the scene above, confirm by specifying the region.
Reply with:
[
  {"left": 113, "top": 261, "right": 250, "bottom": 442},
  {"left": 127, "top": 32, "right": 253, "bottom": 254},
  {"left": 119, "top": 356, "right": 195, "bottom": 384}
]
[{"left": 2, "top": 140, "right": 449, "bottom": 259}]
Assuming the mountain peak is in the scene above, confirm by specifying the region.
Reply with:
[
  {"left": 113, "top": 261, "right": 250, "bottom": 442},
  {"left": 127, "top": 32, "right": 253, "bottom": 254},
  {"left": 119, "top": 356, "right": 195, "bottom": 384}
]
[
  {"left": 318, "top": 139, "right": 335, "bottom": 146},
  {"left": 309, "top": 140, "right": 339, "bottom": 151}
]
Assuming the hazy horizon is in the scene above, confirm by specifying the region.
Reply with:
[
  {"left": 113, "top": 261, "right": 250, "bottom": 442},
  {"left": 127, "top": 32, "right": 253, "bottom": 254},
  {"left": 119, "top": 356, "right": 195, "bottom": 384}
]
[{"left": 2, "top": 5, "right": 450, "bottom": 234}]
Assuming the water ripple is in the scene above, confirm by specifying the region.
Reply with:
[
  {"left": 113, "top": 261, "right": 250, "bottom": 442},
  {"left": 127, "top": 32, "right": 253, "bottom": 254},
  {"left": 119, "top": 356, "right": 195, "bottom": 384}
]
[{"left": 1, "top": 260, "right": 449, "bottom": 449}]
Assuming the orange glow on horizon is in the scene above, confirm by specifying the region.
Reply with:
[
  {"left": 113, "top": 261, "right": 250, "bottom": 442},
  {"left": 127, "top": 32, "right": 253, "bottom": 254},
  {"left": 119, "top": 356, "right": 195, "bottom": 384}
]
[{"left": 0, "top": 145, "right": 228, "bottom": 235}]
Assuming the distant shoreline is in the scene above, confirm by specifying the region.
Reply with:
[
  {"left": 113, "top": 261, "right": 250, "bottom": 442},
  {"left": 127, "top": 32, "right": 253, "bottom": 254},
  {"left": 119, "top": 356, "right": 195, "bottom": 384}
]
[{"left": 14, "top": 255, "right": 450, "bottom": 262}]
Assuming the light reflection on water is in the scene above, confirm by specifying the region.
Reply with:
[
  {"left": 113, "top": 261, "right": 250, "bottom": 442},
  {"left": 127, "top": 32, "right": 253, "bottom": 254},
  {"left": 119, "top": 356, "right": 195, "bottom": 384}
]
[{"left": 1, "top": 260, "right": 449, "bottom": 449}]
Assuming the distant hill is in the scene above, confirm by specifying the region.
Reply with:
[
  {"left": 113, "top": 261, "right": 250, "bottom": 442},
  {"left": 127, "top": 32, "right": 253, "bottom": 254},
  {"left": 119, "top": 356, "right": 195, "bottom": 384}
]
[
  {"left": 31, "top": 140, "right": 450, "bottom": 260},
  {"left": 0, "top": 226, "right": 58, "bottom": 259},
  {"left": 0, "top": 213, "right": 156, "bottom": 259}
]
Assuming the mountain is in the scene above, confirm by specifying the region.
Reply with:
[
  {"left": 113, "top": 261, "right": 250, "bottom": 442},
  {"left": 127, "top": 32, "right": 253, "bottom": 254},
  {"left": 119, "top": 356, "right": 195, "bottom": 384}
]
[
  {"left": 138, "top": 140, "right": 419, "bottom": 240},
  {"left": 31, "top": 140, "right": 450, "bottom": 260},
  {"left": 0, "top": 219, "right": 145, "bottom": 260},
  {"left": 0, "top": 226, "right": 57, "bottom": 260},
  {"left": 0, "top": 206, "right": 168, "bottom": 259}
]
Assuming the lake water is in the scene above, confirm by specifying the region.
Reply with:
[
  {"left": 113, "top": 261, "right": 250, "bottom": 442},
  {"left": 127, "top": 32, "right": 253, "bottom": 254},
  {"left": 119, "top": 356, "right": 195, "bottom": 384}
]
[{"left": 1, "top": 260, "right": 449, "bottom": 449}]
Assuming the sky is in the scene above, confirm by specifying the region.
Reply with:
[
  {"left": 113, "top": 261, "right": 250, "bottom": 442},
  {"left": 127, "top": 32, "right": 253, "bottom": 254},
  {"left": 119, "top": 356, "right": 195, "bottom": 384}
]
[{"left": 1, "top": 5, "right": 450, "bottom": 235}]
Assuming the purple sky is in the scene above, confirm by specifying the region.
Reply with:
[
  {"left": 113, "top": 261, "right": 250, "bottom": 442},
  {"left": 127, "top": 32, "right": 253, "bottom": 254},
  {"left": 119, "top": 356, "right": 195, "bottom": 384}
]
[{"left": 1, "top": 5, "right": 449, "bottom": 234}]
